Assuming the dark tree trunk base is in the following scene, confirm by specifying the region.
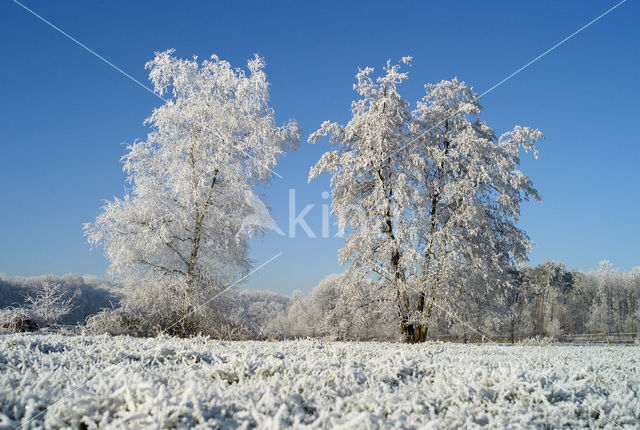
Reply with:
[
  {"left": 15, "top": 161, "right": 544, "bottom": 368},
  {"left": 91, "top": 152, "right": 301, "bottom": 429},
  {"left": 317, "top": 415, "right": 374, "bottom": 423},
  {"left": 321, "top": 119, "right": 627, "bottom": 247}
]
[{"left": 401, "top": 322, "right": 429, "bottom": 343}]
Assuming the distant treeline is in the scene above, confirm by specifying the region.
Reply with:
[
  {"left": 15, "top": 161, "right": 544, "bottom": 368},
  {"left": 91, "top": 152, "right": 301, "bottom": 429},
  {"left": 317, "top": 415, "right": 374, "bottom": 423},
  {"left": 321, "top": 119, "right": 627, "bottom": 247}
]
[
  {"left": 269, "top": 261, "right": 640, "bottom": 342},
  {"left": 2, "top": 261, "right": 638, "bottom": 342},
  {"left": 0, "top": 274, "right": 123, "bottom": 325}
]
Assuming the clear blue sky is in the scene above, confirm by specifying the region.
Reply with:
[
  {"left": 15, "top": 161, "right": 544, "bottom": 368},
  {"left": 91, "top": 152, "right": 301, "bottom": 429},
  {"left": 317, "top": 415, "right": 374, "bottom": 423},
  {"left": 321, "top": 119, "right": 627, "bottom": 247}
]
[{"left": 1, "top": 1, "right": 638, "bottom": 294}]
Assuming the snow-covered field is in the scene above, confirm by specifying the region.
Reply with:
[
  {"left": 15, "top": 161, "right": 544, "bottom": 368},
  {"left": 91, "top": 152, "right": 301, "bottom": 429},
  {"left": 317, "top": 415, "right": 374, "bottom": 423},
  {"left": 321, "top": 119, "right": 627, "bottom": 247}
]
[{"left": 1, "top": 334, "right": 638, "bottom": 429}]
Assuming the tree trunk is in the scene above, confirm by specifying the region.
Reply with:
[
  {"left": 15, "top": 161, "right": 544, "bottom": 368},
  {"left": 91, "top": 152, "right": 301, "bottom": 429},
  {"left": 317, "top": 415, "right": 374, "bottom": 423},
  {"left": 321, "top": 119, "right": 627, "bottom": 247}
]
[
  {"left": 401, "top": 321, "right": 415, "bottom": 343},
  {"left": 403, "top": 301, "right": 431, "bottom": 343}
]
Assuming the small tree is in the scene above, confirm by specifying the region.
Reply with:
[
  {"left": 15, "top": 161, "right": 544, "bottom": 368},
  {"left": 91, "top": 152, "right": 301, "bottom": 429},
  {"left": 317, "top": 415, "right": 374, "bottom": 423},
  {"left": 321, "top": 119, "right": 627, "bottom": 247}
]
[
  {"left": 85, "top": 50, "right": 299, "bottom": 335},
  {"left": 25, "top": 280, "right": 77, "bottom": 326}
]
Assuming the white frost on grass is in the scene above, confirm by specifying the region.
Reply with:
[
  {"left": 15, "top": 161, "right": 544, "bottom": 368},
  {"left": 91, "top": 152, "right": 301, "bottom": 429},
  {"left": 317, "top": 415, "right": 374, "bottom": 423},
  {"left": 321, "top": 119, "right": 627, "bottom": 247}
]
[{"left": 0, "top": 334, "right": 638, "bottom": 428}]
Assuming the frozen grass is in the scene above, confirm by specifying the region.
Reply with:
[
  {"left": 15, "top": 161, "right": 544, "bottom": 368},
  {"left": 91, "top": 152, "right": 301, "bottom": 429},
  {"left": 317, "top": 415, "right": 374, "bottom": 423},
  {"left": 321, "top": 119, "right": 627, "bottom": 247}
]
[{"left": 0, "top": 334, "right": 638, "bottom": 429}]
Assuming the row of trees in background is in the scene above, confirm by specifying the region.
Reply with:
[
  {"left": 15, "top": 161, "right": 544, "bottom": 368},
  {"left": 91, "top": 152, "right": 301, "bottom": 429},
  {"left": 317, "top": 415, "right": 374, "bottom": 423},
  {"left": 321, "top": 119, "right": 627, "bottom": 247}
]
[
  {"left": 510, "top": 261, "right": 639, "bottom": 341},
  {"left": 266, "top": 261, "right": 640, "bottom": 342},
  {"left": 2, "top": 261, "right": 638, "bottom": 342}
]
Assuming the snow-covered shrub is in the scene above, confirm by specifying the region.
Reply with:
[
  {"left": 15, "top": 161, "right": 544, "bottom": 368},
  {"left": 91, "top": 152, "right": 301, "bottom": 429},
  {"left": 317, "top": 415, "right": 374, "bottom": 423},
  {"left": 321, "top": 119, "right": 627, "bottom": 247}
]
[
  {"left": 324, "top": 277, "right": 397, "bottom": 340},
  {"left": 275, "top": 275, "right": 397, "bottom": 341},
  {"left": 25, "top": 280, "right": 78, "bottom": 326},
  {"left": 546, "top": 319, "right": 564, "bottom": 340},
  {"left": 0, "top": 306, "right": 38, "bottom": 332},
  {"left": 89, "top": 276, "right": 241, "bottom": 338},
  {"left": 225, "top": 290, "right": 290, "bottom": 339},
  {"left": 85, "top": 308, "right": 156, "bottom": 337},
  {"left": 85, "top": 286, "right": 274, "bottom": 340}
]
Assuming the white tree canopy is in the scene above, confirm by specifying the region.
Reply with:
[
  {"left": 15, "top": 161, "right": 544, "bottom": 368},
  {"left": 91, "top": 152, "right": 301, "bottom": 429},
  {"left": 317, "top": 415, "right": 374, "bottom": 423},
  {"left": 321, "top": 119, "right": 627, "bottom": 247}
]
[
  {"left": 309, "top": 58, "right": 543, "bottom": 342},
  {"left": 85, "top": 50, "right": 299, "bottom": 332}
]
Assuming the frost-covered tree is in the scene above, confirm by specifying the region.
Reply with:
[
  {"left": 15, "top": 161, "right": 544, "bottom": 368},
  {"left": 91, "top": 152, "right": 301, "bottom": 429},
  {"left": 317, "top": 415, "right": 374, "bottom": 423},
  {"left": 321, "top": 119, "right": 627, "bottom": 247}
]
[
  {"left": 25, "top": 279, "right": 77, "bottom": 326},
  {"left": 570, "top": 271, "right": 598, "bottom": 335},
  {"left": 310, "top": 58, "right": 542, "bottom": 342},
  {"left": 627, "top": 267, "right": 640, "bottom": 334},
  {"left": 586, "top": 261, "right": 637, "bottom": 340},
  {"left": 520, "top": 262, "right": 573, "bottom": 336},
  {"left": 309, "top": 59, "right": 416, "bottom": 340},
  {"left": 409, "top": 78, "right": 543, "bottom": 342},
  {"left": 588, "top": 261, "right": 616, "bottom": 342},
  {"left": 85, "top": 50, "right": 299, "bottom": 335},
  {"left": 502, "top": 269, "right": 533, "bottom": 342}
]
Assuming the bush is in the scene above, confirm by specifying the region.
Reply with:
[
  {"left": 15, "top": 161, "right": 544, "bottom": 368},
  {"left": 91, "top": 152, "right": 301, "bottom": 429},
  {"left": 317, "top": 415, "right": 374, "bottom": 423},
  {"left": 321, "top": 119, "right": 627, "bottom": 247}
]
[
  {"left": 85, "top": 306, "right": 255, "bottom": 340},
  {"left": 85, "top": 308, "right": 158, "bottom": 337},
  {"left": 25, "top": 280, "right": 78, "bottom": 326},
  {"left": 0, "top": 307, "right": 39, "bottom": 332}
]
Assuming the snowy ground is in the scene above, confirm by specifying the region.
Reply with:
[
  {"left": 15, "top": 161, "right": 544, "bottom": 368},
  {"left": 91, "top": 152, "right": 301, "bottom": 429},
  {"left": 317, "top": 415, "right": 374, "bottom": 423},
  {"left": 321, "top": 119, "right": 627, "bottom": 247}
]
[{"left": 0, "top": 334, "right": 638, "bottom": 429}]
